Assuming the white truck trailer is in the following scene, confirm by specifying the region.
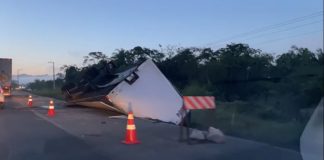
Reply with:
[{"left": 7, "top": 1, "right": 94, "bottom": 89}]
[
  {"left": 65, "top": 59, "right": 183, "bottom": 124},
  {"left": 0, "top": 58, "right": 12, "bottom": 96}
]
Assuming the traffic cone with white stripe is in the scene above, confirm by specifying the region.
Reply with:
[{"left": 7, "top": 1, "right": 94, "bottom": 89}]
[
  {"left": 47, "top": 100, "right": 55, "bottom": 117},
  {"left": 27, "top": 95, "right": 33, "bottom": 107},
  {"left": 122, "top": 107, "right": 140, "bottom": 144}
]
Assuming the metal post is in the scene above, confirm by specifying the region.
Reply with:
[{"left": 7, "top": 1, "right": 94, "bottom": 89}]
[
  {"left": 231, "top": 110, "right": 236, "bottom": 127},
  {"left": 17, "top": 70, "right": 19, "bottom": 87},
  {"left": 186, "top": 111, "right": 192, "bottom": 144},
  {"left": 17, "top": 69, "right": 22, "bottom": 88},
  {"left": 179, "top": 110, "right": 185, "bottom": 142},
  {"left": 48, "top": 61, "right": 55, "bottom": 89}
]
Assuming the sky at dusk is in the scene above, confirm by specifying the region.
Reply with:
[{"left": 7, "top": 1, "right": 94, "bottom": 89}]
[{"left": 0, "top": 0, "right": 323, "bottom": 75}]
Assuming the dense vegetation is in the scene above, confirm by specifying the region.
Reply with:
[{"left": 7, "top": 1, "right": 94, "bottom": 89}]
[{"left": 28, "top": 43, "right": 323, "bottom": 149}]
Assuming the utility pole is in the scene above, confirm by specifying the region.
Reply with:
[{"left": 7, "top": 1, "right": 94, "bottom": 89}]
[
  {"left": 17, "top": 69, "right": 22, "bottom": 88},
  {"left": 48, "top": 61, "right": 55, "bottom": 89}
]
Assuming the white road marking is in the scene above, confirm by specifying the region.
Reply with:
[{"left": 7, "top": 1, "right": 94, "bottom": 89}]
[{"left": 30, "top": 109, "right": 75, "bottom": 136}]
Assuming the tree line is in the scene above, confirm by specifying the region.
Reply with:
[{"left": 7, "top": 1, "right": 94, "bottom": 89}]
[{"left": 30, "top": 43, "right": 323, "bottom": 121}]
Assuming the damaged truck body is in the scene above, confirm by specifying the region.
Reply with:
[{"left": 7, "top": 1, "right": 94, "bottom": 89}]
[{"left": 63, "top": 59, "right": 183, "bottom": 124}]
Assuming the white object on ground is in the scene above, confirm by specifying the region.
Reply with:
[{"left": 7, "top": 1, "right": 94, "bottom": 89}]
[
  {"left": 189, "top": 129, "right": 206, "bottom": 140},
  {"left": 206, "top": 127, "right": 225, "bottom": 143},
  {"left": 108, "top": 115, "right": 127, "bottom": 119}
]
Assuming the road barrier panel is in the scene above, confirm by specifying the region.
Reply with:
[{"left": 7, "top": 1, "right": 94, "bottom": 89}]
[{"left": 179, "top": 96, "right": 216, "bottom": 144}]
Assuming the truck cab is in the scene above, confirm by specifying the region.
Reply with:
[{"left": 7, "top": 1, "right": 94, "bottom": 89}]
[
  {"left": 0, "top": 58, "right": 12, "bottom": 97},
  {"left": 2, "top": 85, "right": 11, "bottom": 96}
]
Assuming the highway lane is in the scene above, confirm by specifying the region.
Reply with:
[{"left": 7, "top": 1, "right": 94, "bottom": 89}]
[
  {"left": 0, "top": 95, "right": 108, "bottom": 160},
  {"left": 0, "top": 91, "right": 303, "bottom": 160}
]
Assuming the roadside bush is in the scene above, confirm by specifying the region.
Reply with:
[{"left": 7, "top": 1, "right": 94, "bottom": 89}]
[{"left": 182, "top": 83, "right": 211, "bottom": 96}]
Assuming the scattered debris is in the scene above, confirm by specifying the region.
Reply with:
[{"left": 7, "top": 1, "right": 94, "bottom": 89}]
[
  {"left": 189, "top": 129, "right": 206, "bottom": 140},
  {"left": 206, "top": 127, "right": 226, "bottom": 143},
  {"left": 100, "top": 121, "right": 106, "bottom": 124},
  {"left": 108, "top": 115, "right": 127, "bottom": 119}
]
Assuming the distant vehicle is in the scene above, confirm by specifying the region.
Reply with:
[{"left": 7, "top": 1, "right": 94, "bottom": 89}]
[
  {"left": 0, "top": 85, "right": 4, "bottom": 108},
  {"left": 0, "top": 58, "right": 12, "bottom": 96}
]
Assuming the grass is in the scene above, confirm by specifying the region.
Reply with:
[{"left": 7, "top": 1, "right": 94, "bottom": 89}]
[
  {"left": 190, "top": 101, "right": 305, "bottom": 150},
  {"left": 28, "top": 88, "right": 64, "bottom": 100}
]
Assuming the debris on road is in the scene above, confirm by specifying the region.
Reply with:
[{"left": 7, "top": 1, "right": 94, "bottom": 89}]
[
  {"left": 108, "top": 115, "right": 127, "bottom": 119},
  {"left": 188, "top": 127, "right": 225, "bottom": 144},
  {"left": 189, "top": 129, "right": 207, "bottom": 140},
  {"left": 206, "top": 127, "right": 226, "bottom": 143}
]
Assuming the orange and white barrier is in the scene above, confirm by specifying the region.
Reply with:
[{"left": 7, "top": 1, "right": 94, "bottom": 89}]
[
  {"left": 183, "top": 96, "right": 215, "bottom": 110},
  {"left": 27, "top": 95, "right": 33, "bottom": 107},
  {"left": 47, "top": 100, "right": 55, "bottom": 117},
  {"left": 179, "top": 96, "right": 216, "bottom": 143}
]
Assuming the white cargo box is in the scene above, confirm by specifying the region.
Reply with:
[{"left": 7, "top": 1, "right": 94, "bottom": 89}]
[{"left": 107, "top": 59, "right": 183, "bottom": 124}]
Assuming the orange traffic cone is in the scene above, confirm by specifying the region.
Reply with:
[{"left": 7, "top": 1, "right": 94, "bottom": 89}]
[
  {"left": 47, "top": 100, "right": 55, "bottom": 117},
  {"left": 122, "top": 111, "right": 140, "bottom": 144},
  {"left": 27, "top": 95, "right": 33, "bottom": 107}
]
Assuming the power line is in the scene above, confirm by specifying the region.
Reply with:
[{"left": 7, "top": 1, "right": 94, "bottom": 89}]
[
  {"left": 207, "top": 11, "right": 323, "bottom": 46},
  {"left": 240, "top": 20, "right": 323, "bottom": 42},
  {"left": 256, "top": 29, "right": 323, "bottom": 46},
  {"left": 204, "top": 11, "right": 323, "bottom": 47}
]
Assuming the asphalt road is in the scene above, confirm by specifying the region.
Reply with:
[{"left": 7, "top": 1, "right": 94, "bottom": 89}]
[
  {"left": 0, "top": 91, "right": 303, "bottom": 160},
  {"left": 0, "top": 94, "right": 108, "bottom": 160}
]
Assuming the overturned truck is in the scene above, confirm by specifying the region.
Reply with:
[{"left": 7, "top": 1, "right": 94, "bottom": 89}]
[{"left": 63, "top": 59, "right": 183, "bottom": 124}]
